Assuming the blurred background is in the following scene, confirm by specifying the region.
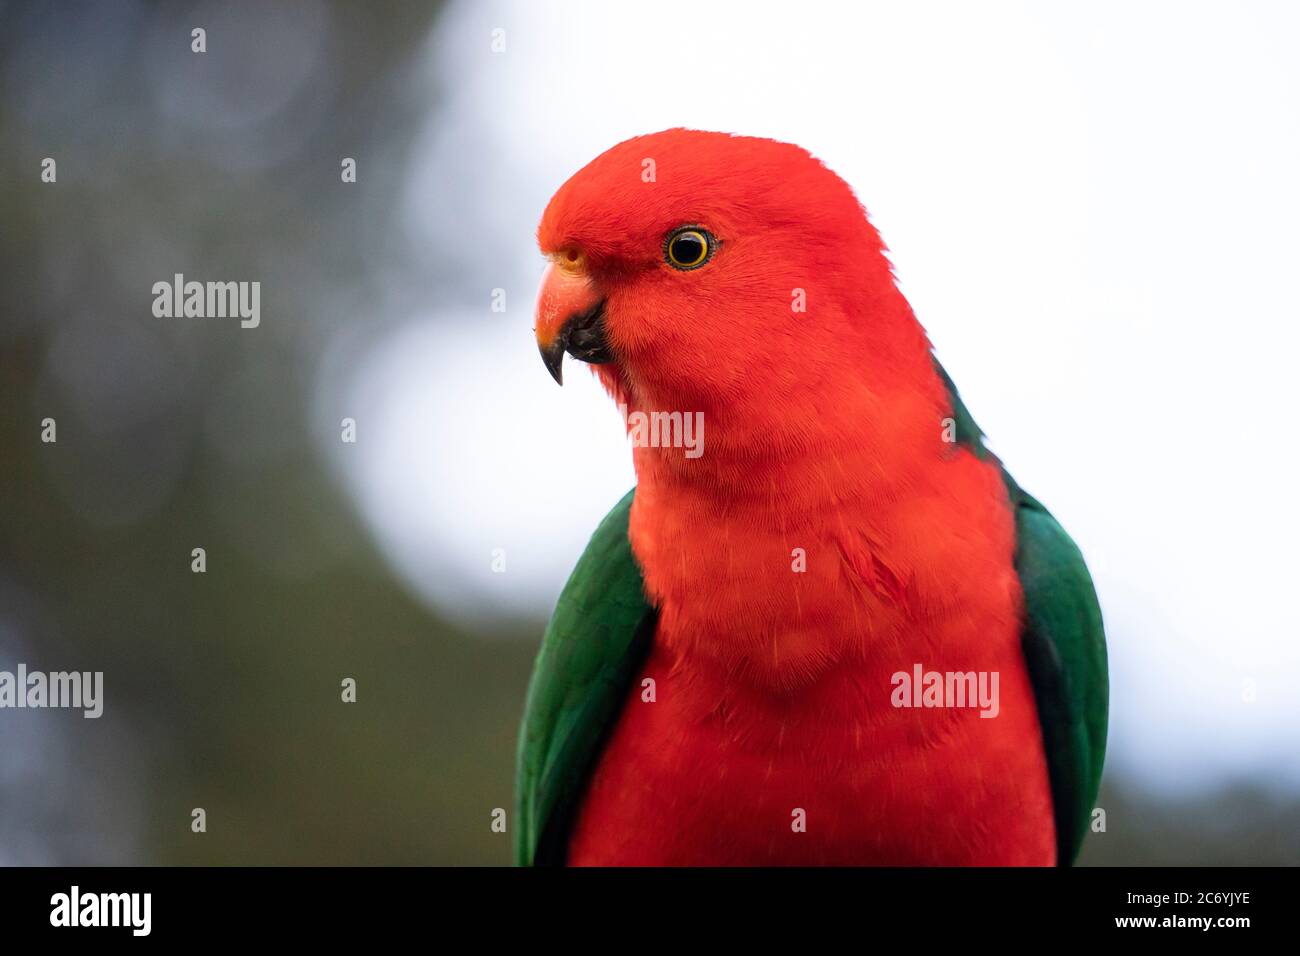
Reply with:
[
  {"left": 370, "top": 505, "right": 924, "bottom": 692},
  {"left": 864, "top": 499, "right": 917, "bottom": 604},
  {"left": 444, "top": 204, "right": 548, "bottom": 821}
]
[{"left": 2, "top": 0, "right": 1298, "bottom": 865}]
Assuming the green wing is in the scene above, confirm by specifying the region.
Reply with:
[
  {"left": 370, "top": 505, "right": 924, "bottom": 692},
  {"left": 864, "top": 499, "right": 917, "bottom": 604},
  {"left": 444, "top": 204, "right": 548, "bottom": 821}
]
[
  {"left": 514, "top": 488, "right": 655, "bottom": 866},
  {"left": 935, "top": 357, "right": 1109, "bottom": 864}
]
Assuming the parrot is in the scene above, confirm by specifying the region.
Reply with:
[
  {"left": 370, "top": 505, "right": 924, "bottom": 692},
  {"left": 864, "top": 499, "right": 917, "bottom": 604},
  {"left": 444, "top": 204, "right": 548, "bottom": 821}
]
[{"left": 516, "top": 129, "right": 1107, "bottom": 866}]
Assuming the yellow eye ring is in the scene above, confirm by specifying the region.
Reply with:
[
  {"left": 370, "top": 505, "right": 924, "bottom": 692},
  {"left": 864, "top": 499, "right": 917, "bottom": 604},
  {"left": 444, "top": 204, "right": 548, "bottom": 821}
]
[{"left": 665, "top": 227, "right": 715, "bottom": 270}]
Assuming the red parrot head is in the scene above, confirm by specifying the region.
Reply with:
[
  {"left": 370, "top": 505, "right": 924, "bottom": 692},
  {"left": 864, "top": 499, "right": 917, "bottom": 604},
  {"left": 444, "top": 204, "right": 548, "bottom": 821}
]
[{"left": 534, "top": 128, "right": 933, "bottom": 456}]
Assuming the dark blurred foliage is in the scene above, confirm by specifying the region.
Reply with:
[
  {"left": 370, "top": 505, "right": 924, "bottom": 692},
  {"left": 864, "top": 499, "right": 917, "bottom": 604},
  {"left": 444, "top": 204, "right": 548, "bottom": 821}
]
[
  {"left": 0, "top": 0, "right": 1295, "bottom": 866},
  {"left": 1081, "top": 782, "right": 1300, "bottom": 866},
  {"left": 0, "top": 0, "right": 536, "bottom": 864}
]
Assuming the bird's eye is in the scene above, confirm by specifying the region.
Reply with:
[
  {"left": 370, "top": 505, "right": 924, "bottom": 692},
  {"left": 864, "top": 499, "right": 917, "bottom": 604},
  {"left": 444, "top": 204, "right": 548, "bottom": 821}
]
[{"left": 665, "top": 228, "right": 715, "bottom": 270}]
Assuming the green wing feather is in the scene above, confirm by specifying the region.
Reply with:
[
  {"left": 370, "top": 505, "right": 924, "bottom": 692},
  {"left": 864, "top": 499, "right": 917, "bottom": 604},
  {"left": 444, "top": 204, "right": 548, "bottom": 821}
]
[
  {"left": 935, "top": 357, "right": 1109, "bottom": 864},
  {"left": 514, "top": 488, "right": 655, "bottom": 866}
]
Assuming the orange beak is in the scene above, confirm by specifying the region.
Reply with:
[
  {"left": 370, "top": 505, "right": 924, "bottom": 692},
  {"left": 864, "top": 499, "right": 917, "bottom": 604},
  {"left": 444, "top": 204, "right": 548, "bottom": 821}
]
[{"left": 534, "top": 250, "right": 611, "bottom": 385}]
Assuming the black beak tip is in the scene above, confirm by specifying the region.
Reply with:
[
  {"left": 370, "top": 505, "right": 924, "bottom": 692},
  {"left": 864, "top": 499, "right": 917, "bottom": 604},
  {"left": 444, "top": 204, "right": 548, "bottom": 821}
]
[
  {"left": 540, "top": 341, "right": 564, "bottom": 385},
  {"left": 539, "top": 300, "right": 612, "bottom": 385}
]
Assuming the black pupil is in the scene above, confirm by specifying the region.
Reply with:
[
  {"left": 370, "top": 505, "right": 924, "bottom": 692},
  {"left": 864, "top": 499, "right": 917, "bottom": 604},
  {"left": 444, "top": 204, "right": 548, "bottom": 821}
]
[{"left": 672, "top": 233, "right": 704, "bottom": 265}]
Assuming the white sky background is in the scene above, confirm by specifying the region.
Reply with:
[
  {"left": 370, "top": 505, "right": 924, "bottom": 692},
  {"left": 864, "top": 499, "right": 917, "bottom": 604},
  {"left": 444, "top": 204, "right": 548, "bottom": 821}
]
[{"left": 320, "top": 0, "right": 1300, "bottom": 794}]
